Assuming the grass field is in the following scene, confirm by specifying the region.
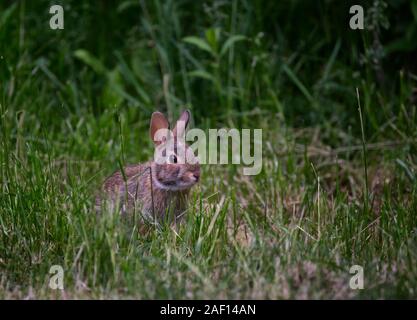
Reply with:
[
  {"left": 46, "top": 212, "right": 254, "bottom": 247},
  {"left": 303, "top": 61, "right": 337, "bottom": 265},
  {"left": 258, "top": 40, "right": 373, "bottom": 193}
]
[{"left": 1, "top": 0, "right": 417, "bottom": 299}]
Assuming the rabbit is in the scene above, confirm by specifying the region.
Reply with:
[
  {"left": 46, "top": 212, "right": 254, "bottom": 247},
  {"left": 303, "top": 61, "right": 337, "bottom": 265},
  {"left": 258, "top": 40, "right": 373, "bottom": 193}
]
[{"left": 95, "top": 110, "right": 200, "bottom": 225}]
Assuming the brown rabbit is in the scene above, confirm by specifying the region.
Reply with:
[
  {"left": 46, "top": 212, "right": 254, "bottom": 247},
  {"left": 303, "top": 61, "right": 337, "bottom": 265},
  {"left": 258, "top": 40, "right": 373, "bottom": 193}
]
[{"left": 95, "top": 110, "right": 200, "bottom": 225}]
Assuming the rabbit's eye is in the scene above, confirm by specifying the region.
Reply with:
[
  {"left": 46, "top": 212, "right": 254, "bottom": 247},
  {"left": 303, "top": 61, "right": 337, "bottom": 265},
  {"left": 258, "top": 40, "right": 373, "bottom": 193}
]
[{"left": 169, "top": 154, "right": 178, "bottom": 163}]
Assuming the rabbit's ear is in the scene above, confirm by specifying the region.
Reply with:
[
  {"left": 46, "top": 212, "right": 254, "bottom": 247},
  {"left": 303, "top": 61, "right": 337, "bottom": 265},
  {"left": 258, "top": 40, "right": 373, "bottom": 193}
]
[
  {"left": 150, "top": 112, "right": 169, "bottom": 145},
  {"left": 173, "top": 110, "right": 190, "bottom": 138}
]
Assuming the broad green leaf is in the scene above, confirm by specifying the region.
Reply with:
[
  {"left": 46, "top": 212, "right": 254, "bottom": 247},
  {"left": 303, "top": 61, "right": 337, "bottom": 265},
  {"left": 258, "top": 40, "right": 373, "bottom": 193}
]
[
  {"left": 220, "top": 35, "right": 246, "bottom": 57},
  {"left": 205, "top": 28, "right": 221, "bottom": 53},
  {"left": 183, "top": 36, "right": 213, "bottom": 55}
]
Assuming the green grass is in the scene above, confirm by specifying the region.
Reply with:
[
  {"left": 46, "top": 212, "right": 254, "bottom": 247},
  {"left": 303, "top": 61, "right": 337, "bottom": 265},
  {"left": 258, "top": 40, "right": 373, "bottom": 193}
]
[{"left": 1, "top": 0, "right": 417, "bottom": 299}]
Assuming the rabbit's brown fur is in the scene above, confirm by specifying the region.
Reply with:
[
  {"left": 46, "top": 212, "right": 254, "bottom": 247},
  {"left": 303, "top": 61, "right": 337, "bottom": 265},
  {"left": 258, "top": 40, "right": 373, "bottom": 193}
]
[{"left": 95, "top": 110, "right": 200, "bottom": 225}]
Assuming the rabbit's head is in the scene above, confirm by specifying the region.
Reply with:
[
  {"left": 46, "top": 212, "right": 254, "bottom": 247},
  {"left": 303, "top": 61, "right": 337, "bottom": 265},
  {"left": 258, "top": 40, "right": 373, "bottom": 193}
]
[{"left": 149, "top": 110, "right": 200, "bottom": 191}]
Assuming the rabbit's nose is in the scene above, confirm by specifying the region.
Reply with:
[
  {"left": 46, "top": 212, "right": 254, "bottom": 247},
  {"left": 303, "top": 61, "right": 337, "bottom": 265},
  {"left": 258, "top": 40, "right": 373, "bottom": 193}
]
[{"left": 193, "top": 172, "right": 200, "bottom": 181}]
